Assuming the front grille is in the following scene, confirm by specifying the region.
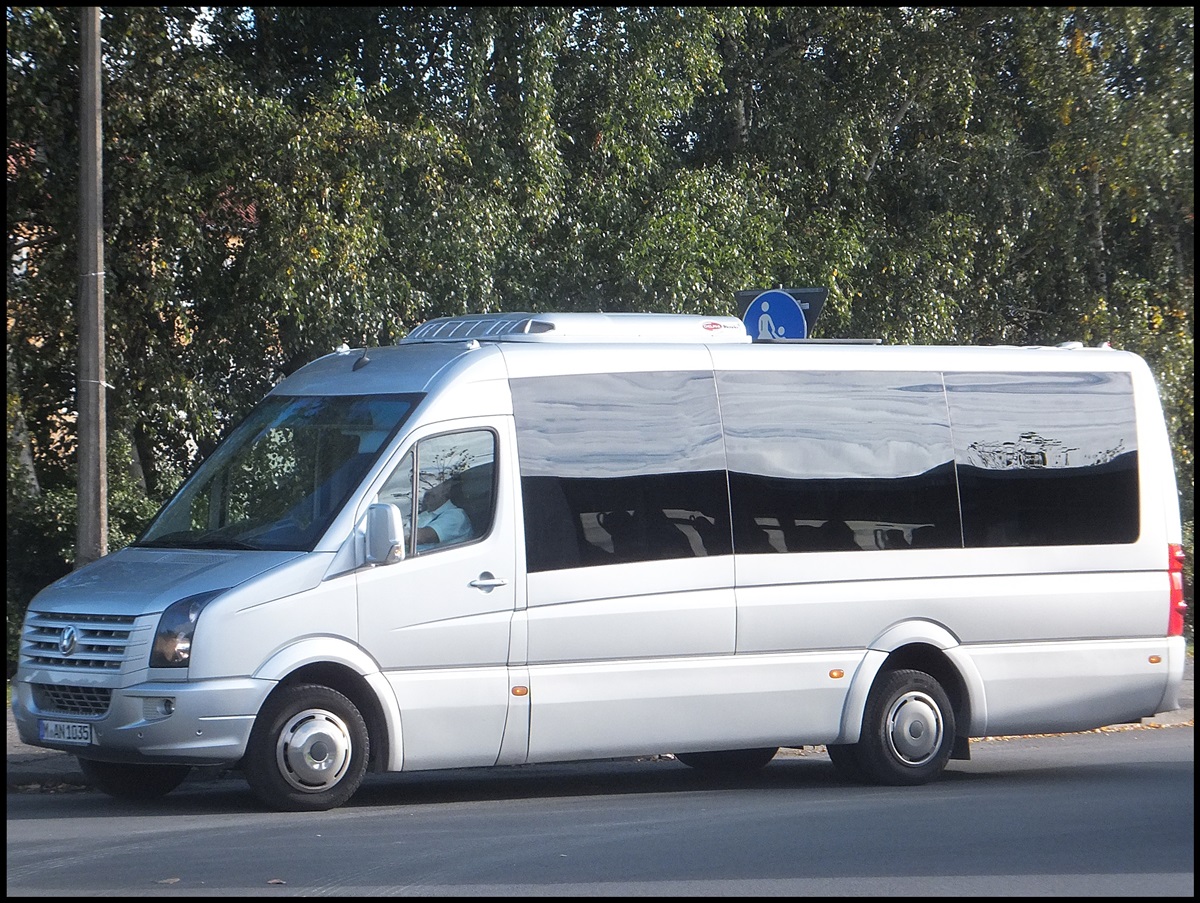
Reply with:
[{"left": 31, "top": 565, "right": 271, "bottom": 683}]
[
  {"left": 32, "top": 683, "right": 112, "bottom": 716},
  {"left": 22, "top": 610, "right": 140, "bottom": 671}
]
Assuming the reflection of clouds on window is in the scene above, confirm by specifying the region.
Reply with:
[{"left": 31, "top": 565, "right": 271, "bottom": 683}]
[
  {"left": 512, "top": 371, "right": 724, "bottom": 478},
  {"left": 735, "top": 434, "right": 948, "bottom": 481},
  {"left": 718, "top": 371, "right": 953, "bottom": 480}
]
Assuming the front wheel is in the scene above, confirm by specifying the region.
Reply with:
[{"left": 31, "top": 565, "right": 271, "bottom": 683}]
[
  {"left": 78, "top": 758, "right": 191, "bottom": 800},
  {"left": 674, "top": 747, "right": 778, "bottom": 771},
  {"left": 244, "top": 684, "right": 370, "bottom": 812},
  {"left": 855, "top": 668, "right": 955, "bottom": 786}
]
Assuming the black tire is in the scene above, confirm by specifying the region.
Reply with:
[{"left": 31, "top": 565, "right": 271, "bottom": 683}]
[
  {"left": 244, "top": 684, "right": 370, "bottom": 812},
  {"left": 855, "top": 668, "right": 955, "bottom": 786},
  {"left": 674, "top": 747, "right": 778, "bottom": 771},
  {"left": 77, "top": 758, "right": 191, "bottom": 800},
  {"left": 825, "top": 742, "right": 869, "bottom": 783}
]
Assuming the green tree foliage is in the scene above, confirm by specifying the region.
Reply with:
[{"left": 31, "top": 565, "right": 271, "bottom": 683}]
[{"left": 7, "top": 7, "right": 1193, "bottom": 665}]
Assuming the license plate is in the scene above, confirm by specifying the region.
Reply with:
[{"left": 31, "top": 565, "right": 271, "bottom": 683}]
[{"left": 38, "top": 720, "right": 93, "bottom": 745}]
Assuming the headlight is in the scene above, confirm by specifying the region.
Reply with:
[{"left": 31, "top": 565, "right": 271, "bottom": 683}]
[{"left": 150, "top": 590, "right": 226, "bottom": 668}]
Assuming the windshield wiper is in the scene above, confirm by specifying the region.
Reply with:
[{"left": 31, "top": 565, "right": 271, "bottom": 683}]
[{"left": 134, "top": 533, "right": 263, "bottom": 551}]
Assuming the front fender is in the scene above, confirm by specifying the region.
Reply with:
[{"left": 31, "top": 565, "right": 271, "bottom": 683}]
[
  {"left": 253, "top": 637, "right": 406, "bottom": 772},
  {"left": 254, "top": 635, "right": 381, "bottom": 682}
]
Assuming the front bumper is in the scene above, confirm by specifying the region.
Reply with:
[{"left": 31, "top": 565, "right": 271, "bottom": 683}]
[{"left": 12, "top": 675, "right": 275, "bottom": 766}]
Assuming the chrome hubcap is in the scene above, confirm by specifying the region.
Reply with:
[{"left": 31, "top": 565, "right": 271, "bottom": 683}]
[
  {"left": 275, "top": 708, "right": 353, "bottom": 793},
  {"left": 886, "top": 691, "right": 943, "bottom": 767}
]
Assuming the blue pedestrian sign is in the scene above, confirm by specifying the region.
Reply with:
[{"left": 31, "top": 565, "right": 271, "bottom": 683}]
[{"left": 742, "top": 289, "right": 808, "bottom": 341}]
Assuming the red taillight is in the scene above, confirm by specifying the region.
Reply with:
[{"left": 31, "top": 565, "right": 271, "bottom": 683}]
[{"left": 1167, "top": 543, "right": 1187, "bottom": 637}]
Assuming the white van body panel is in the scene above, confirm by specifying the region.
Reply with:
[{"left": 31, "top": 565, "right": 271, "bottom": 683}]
[
  {"left": 967, "top": 637, "right": 1175, "bottom": 735},
  {"left": 1156, "top": 635, "right": 1187, "bottom": 712},
  {"left": 499, "top": 340, "right": 720, "bottom": 379},
  {"left": 190, "top": 553, "right": 352, "bottom": 681},
  {"left": 252, "top": 633, "right": 380, "bottom": 683},
  {"left": 526, "top": 559, "right": 735, "bottom": 661},
  {"left": 383, "top": 666, "right": 512, "bottom": 770},
  {"left": 525, "top": 650, "right": 856, "bottom": 761},
  {"left": 354, "top": 413, "right": 520, "bottom": 771},
  {"left": 277, "top": 341, "right": 508, "bottom": 397},
  {"left": 736, "top": 568, "right": 1167, "bottom": 652}
]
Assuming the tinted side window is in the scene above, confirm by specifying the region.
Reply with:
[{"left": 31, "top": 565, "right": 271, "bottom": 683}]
[
  {"left": 717, "top": 370, "right": 962, "bottom": 552},
  {"left": 945, "top": 371, "right": 1139, "bottom": 546},
  {"left": 511, "top": 371, "right": 731, "bottom": 572}
]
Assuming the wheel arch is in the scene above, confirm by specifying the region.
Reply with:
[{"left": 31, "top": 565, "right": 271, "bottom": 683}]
[
  {"left": 253, "top": 639, "right": 402, "bottom": 773},
  {"left": 839, "top": 620, "right": 987, "bottom": 743}
]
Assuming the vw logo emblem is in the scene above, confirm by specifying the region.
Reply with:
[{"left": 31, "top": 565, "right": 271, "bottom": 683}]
[{"left": 58, "top": 625, "right": 79, "bottom": 657}]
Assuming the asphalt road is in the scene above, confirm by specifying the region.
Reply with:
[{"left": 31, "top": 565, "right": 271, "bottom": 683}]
[{"left": 6, "top": 727, "right": 1194, "bottom": 897}]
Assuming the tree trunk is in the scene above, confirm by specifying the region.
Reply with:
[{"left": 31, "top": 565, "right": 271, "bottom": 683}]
[
  {"left": 6, "top": 348, "right": 41, "bottom": 497},
  {"left": 1087, "top": 161, "right": 1108, "bottom": 299}
]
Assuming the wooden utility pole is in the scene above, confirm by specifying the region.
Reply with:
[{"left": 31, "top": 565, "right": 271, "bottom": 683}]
[{"left": 76, "top": 6, "right": 107, "bottom": 566}]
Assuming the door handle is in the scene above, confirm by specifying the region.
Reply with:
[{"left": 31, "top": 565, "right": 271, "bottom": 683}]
[{"left": 469, "top": 572, "right": 508, "bottom": 592}]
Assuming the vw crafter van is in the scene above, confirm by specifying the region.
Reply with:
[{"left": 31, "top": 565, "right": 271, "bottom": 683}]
[{"left": 13, "top": 312, "right": 1188, "bottom": 811}]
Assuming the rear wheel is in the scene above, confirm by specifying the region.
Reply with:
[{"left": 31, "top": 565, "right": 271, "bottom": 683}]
[
  {"left": 855, "top": 668, "right": 955, "bottom": 786},
  {"left": 78, "top": 758, "right": 191, "bottom": 800},
  {"left": 674, "top": 747, "right": 778, "bottom": 772},
  {"left": 244, "top": 684, "right": 370, "bottom": 812}
]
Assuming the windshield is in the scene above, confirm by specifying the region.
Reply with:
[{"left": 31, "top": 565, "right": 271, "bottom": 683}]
[{"left": 137, "top": 393, "right": 422, "bottom": 551}]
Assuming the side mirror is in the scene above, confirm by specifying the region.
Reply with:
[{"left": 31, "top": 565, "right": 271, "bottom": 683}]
[{"left": 365, "top": 503, "right": 406, "bottom": 565}]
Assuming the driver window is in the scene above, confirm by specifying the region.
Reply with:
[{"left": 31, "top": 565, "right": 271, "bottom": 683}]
[
  {"left": 377, "top": 450, "right": 414, "bottom": 550},
  {"left": 376, "top": 430, "right": 496, "bottom": 556}
]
